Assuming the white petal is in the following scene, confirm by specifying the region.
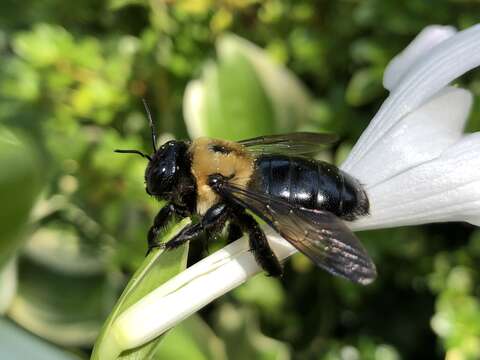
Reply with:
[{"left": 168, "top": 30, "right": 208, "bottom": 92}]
[
  {"left": 344, "top": 86, "right": 472, "bottom": 186},
  {"left": 351, "top": 132, "right": 480, "bottom": 230},
  {"left": 342, "top": 24, "right": 480, "bottom": 173},
  {"left": 383, "top": 25, "right": 457, "bottom": 91}
]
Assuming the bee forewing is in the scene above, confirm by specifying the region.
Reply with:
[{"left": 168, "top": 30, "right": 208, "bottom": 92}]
[
  {"left": 238, "top": 132, "right": 339, "bottom": 156},
  {"left": 217, "top": 182, "right": 377, "bottom": 285}
]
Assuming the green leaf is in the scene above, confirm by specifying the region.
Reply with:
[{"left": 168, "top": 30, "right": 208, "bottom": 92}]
[
  {"left": 91, "top": 218, "right": 192, "bottom": 360},
  {"left": 201, "top": 54, "right": 276, "bottom": 140},
  {"left": 0, "top": 58, "right": 40, "bottom": 101},
  {"left": 13, "top": 24, "right": 75, "bottom": 67},
  {"left": 218, "top": 34, "right": 313, "bottom": 133},
  {"left": 184, "top": 34, "right": 314, "bottom": 140},
  {"left": 0, "top": 127, "right": 42, "bottom": 268}
]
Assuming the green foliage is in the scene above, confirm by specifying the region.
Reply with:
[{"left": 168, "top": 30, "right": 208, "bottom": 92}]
[
  {"left": 428, "top": 232, "right": 480, "bottom": 360},
  {"left": 153, "top": 315, "right": 227, "bottom": 360},
  {"left": 213, "top": 304, "right": 291, "bottom": 360},
  {"left": 0, "top": 128, "right": 42, "bottom": 267},
  {"left": 0, "top": 0, "right": 480, "bottom": 359},
  {"left": 198, "top": 53, "right": 276, "bottom": 140}
]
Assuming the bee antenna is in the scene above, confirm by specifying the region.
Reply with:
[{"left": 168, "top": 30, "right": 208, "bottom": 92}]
[
  {"left": 142, "top": 98, "right": 157, "bottom": 153},
  {"left": 114, "top": 149, "right": 152, "bottom": 161}
]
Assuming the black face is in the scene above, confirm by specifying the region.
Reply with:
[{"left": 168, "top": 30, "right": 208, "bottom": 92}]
[{"left": 145, "top": 140, "right": 188, "bottom": 198}]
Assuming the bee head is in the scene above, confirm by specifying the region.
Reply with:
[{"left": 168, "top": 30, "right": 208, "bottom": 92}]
[{"left": 144, "top": 140, "right": 188, "bottom": 198}]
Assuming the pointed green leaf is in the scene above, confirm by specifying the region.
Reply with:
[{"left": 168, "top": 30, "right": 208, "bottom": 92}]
[
  {"left": 184, "top": 34, "right": 314, "bottom": 140},
  {"left": 201, "top": 55, "right": 275, "bottom": 141},
  {"left": 218, "top": 34, "right": 312, "bottom": 132}
]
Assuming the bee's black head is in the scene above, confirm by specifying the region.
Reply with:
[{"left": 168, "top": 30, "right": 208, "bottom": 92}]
[{"left": 144, "top": 140, "right": 188, "bottom": 198}]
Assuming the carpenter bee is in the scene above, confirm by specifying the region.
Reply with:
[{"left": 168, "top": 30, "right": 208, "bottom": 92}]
[{"left": 116, "top": 102, "right": 376, "bottom": 285}]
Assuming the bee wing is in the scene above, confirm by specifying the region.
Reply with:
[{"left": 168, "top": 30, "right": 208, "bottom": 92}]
[
  {"left": 216, "top": 181, "right": 376, "bottom": 285},
  {"left": 238, "top": 132, "right": 339, "bottom": 156}
]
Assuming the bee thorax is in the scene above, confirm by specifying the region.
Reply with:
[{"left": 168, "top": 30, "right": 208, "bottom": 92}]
[{"left": 189, "top": 137, "right": 254, "bottom": 214}]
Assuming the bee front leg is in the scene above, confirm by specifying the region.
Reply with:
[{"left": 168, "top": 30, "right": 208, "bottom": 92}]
[
  {"left": 163, "top": 203, "right": 229, "bottom": 250},
  {"left": 147, "top": 203, "right": 177, "bottom": 254}
]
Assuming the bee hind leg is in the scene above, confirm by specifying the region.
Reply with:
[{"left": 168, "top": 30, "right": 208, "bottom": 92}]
[
  {"left": 235, "top": 211, "right": 283, "bottom": 277},
  {"left": 227, "top": 222, "right": 243, "bottom": 243}
]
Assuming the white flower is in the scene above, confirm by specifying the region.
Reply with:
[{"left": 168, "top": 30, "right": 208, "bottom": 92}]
[{"left": 111, "top": 24, "right": 480, "bottom": 352}]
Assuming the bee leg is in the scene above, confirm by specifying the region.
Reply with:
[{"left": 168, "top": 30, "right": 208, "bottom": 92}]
[
  {"left": 227, "top": 222, "right": 243, "bottom": 243},
  {"left": 163, "top": 203, "right": 228, "bottom": 250},
  {"left": 235, "top": 211, "right": 283, "bottom": 277},
  {"left": 147, "top": 203, "right": 178, "bottom": 255},
  {"left": 203, "top": 221, "right": 239, "bottom": 255}
]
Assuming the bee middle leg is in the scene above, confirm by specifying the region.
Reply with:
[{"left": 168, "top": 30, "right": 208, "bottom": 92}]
[
  {"left": 234, "top": 211, "right": 283, "bottom": 277},
  {"left": 163, "top": 203, "right": 229, "bottom": 250},
  {"left": 226, "top": 222, "right": 243, "bottom": 243}
]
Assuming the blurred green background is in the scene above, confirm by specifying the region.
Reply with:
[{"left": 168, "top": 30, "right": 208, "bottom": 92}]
[{"left": 1, "top": 1, "right": 480, "bottom": 359}]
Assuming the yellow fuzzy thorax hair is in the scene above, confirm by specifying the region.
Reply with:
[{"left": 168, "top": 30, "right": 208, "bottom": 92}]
[{"left": 189, "top": 137, "right": 254, "bottom": 214}]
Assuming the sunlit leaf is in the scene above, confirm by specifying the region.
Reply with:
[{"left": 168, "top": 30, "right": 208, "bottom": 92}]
[
  {"left": 0, "top": 58, "right": 40, "bottom": 101},
  {"left": 187, "top": 54, "right": 275, "bottom": 141},
  {"left": 13, "top": 23, "right": 74, "bottom": 67},
  {"left": 184, "top": 34, "right": 314, "bottom": 140},
  {"left": 217, "top": 34, "right": 312, "bottom": 132}
]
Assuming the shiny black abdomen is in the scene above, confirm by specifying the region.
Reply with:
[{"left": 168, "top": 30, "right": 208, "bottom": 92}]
[{"left": 252, "top": 155, "right": 369, "bottom": 220}]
